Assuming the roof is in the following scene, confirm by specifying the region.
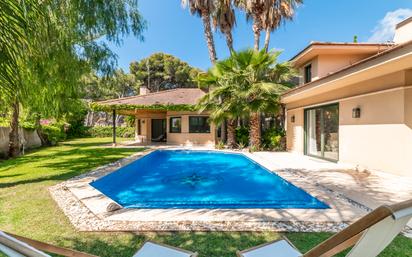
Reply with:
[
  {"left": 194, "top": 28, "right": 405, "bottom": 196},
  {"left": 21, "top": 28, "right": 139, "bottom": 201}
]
[
  {"left": 290, "top": 42, "right": 393, "bottom": 66},
  {"left": 396, "top": 16, "right": 412, "bottom": 29},
  {"left": 96, "top": 88, "right": 206, "bottom": 106},
  {"left": 282, "top": 39, "right": 412, "bottom": 102}
]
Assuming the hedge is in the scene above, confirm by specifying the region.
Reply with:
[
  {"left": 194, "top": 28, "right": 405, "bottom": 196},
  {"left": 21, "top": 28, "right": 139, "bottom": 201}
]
[{"left": 88, "top": 126, "right": 135, "bottom": 138}]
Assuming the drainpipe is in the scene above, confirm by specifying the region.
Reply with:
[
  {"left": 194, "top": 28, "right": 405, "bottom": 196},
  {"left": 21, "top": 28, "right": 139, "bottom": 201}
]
[{"left": 112, "top": 109, "right": 116, "bottom": 146}]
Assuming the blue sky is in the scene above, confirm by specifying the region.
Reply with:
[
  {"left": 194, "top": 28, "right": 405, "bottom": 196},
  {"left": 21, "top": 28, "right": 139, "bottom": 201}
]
[{"left": 107, "top": 0, "right": 412, "bottom": 72}]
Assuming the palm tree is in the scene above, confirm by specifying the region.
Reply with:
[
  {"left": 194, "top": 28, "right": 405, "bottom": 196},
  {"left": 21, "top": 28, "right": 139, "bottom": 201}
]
[
  {"left": 262, "top": 0, "right": 301, "bottom": 52},
  {"left": 182, "top": 0, "right": 218, "bottom": 64},
  {"left": 234, "top": 0, "right": 266, "bottom": 50},
  {"left": 198, "top": 49, "right": 295, "bottom": 149},
  {"left": 212, "top": 0, "right": 236, "bottom": 53},
  {"left": 235, "top": 0, "right": 301, "bottom": 51},
  {"left": 225, "top": 49, "right": 294, "bottom": 149},
  {"left": 196, "top": 60, "right": 243, "bottom": 148}
]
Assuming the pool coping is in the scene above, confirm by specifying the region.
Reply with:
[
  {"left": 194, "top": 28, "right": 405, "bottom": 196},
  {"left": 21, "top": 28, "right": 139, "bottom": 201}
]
[{"left": 49, "top": 147, "right": 368, "bottom": 232}]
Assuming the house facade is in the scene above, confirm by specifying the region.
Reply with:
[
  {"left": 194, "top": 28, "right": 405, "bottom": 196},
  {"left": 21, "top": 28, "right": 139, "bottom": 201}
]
[
  {"left": 282, "top": 17, "right": 412, "bottom": 177},
  {"left": 93, "top": 88, "right": 217, "bottom": 146}
]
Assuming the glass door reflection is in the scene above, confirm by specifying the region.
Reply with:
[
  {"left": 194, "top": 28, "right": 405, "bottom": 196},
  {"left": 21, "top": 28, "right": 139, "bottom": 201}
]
[{"left": 305, "top": 104, "right": 339, "bottom": 161}]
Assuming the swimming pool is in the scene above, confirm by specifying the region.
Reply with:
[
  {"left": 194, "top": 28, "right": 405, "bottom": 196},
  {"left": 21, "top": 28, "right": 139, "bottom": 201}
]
[{"left": 90, "top": 150, "right": 329, "bottom": 209}]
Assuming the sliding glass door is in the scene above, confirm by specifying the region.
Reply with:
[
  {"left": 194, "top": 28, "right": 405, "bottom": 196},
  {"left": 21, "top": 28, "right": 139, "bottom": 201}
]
[{"left": 305, "top": 104, "right": 339, "bottom": 161}]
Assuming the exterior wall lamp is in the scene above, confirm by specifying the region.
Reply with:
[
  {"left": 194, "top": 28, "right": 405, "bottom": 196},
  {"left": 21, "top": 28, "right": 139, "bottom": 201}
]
[
  {"left": 291, "top": 115, "right": 295, "bottom": 123},
  {"left": 352, "top": 107, "right": 361, "bottom": 118}
]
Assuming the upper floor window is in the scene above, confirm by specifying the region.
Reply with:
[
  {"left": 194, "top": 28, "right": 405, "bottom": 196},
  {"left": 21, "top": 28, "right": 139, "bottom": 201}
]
[
  {"left": 169, "top": 117, "right": 181, "bottom": 133},
  {"left": 189, "top": 116, "right": 210, "bottom": 133},
  {"left": 304, "top": 64, "right": 312, "bottom": 83}
]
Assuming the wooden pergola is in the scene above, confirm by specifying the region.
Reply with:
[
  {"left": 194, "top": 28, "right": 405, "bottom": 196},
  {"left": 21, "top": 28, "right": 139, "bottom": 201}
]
[{"left": 90, "top": 88, "right": 206, "bottom": 145}]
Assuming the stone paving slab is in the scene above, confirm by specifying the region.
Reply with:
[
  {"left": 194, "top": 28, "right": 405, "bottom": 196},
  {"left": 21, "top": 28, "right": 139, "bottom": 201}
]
[{"left": 253, "top": 151, "right": 412, "bottom": 235}]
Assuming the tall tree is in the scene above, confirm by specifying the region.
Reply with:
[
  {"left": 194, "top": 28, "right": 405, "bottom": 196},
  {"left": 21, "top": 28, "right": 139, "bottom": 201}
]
[
  {"left": 197, "top": 59, "right": 245, "bottom": 148},
  {"left": 234, "top": 0, "right": 266, "bottom": 50},
  {"left": 0, "top": 0, "right": 40, "bottom": 156},
  {"left": 212, "top": 0, "right": 236, "bottom": 53},
  {"left": 130, "top": 53, "right": 201, "bottom": 93},
  {"left": 262, "top": 0, "right": 301, "bottom": 52},
  {"left": 235, "top": 0, "right": 301, "bottom": 51},
  {"left": 182, "top": 0, "right": 218, "bottom": 64},
  {"left": 81, "top": 69, "right": 139, "bottom": 100},
  {"left": 0, "top": 0, "right": 146, "bottom": 157},
  {"left": 211, "top": 0, "right": 238, "bottom": 143}
]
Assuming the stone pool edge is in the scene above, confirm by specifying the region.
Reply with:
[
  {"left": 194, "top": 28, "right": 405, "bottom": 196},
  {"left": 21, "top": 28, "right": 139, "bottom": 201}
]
[{"left": 49, "top": 147, "right": 367, "bottom": 232}]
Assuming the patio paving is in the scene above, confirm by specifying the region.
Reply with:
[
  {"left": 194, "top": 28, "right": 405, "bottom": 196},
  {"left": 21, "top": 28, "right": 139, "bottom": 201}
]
[
  {"left": 252, "top": 151, "right": 412, "bottom": 236},
  {"left": 251, "top": 152, "right": 412, "bottom": 209}
]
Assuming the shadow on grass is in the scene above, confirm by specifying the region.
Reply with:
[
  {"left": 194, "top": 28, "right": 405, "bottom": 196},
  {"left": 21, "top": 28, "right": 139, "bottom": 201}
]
[
  {"left": 0, "top": 143, "right": 145, "bottom": 188},
  {"left": 61, "top": 140, "right": 116, "bottom": 148},
  {"left": 57, "top": 231, "right": 281, "bottom": 257},
  {"left": 0, "top": 173, "right": 23, "bottom": 179}
]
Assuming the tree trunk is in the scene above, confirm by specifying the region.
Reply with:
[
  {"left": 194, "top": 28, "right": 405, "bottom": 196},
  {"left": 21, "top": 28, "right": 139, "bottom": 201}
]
[
  {"left": 249, "top": 112, "right": 261, "bottom": 149},
  {"left": 263, "top": 27, "right": 271, "bottom": 52},
  {"left": 252, "top": 19, "right": 261, "bottom": 51},
  {"left": 220, "top": 121, "right": 226, "bottom": 143},
  {"left": 224, "top": 29, "right": 235, "bottom": 53},
  {"left": 201, "top": 9, "right": 217, "bottom": 64},
  {"left": 34, "top": 113, "right": 47, "bottom": 146},
  {"left": 8, "top": 100, "right": 20, "bottom": 157},
  {"left": 226, "top": 119, "right": 237, "bottom": 148}
]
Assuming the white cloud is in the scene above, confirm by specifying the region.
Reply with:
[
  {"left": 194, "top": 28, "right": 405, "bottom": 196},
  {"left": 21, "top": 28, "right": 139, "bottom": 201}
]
[{"left": 368, "top": 9, "right": 412, "bottom": 42}]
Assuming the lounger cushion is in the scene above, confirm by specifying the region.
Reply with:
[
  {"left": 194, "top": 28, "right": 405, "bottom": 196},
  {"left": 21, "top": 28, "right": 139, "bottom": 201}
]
[
  {"left": 240, "top": 239, "right": 301, "bottom": 257},
  {"left": 133, "top": 242, "right": 193, "bottom": 257}
]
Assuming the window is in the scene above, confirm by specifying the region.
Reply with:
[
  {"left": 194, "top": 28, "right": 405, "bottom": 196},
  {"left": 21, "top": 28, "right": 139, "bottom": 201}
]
[
  {"left": 305, "top": 104, "right": 339, "bottom": 161},
  {"left": 304, "top": 64, "right": 312, "bottom": 83},
  {"left": 169, "top": 117, "right": 181, "bottom": 133},
  {"left": 189, "top": 116, "right": 210, "bottom": 133}
]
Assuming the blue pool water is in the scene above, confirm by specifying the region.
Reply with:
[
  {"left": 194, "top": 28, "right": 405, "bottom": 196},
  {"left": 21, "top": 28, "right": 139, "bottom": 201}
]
[{"left": 91, "top": 150, "right": 329, "bottom": 209}]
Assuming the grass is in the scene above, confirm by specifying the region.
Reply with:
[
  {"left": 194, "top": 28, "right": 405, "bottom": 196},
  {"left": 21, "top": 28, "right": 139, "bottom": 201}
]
[{"left": 0, "top": 137, "right": 411, "bottom": 257}]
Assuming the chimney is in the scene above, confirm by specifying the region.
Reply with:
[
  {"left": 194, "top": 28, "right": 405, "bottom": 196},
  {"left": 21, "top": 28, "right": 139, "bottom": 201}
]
[
  {"left": 139, "top": 86, "right": 149, "bottom": 95},
  {"left": 394, "top": 16, "right": 412, "bottom": 44}
]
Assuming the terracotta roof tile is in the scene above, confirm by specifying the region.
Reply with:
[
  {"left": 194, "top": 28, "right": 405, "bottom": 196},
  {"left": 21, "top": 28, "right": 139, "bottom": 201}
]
[{"left": 96, "top": 88, "right": 205, "bottom": 106}]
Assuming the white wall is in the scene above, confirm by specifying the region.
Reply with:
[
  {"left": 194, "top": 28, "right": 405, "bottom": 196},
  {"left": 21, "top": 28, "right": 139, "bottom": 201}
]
[
  {"left": 286, "top": 87, "right": 412, "bottom": 177},
  {"left": 394, "top": 18, "right": 412, "bottom": 44},
  {"left": 0, "top": 127, "right": 42, "bottom": 155}
]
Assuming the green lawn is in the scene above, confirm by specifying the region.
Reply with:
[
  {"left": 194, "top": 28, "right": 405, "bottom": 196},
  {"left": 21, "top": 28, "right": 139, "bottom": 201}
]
[{"left": 0, "top": 138, "right": 411, "bottom": 257}]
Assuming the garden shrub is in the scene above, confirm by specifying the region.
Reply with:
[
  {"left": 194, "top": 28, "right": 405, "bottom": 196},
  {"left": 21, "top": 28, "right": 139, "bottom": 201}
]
[
  {"left": 89, "top": 126, "right": 135, "bottom": 138},
  {"left": 262, "top": 128, "right": 286, "bottom": 151},
  {"left": 40, "top": 124, "right": 67, "bottom": 145},
  {"left": 235, "top": 126, "right": 249, "bottom": 146},
  {"left": 65, "top": 101, "right": 89, "bottom": 138},
  {"left": 215, "top": 141, "right": 225, "bottom": 150},
  {"left": 21, "top": 121, "right": 37, "bottom": 130},
  {"left": 67, "top": 125, "right": 91, "bottom": 138}
]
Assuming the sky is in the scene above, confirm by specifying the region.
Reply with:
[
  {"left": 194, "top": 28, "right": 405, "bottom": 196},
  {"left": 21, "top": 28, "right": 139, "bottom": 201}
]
[{"left": 106, "top": 0, "right": 412, "bottom": 72}]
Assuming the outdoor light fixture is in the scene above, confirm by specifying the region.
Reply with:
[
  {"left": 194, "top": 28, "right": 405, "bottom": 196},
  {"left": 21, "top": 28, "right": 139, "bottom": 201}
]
[
  {"left": 291, "top": 115, "right": 295, "bottom": 123},
  {"left": 352, "top": 107, "right": 361, "bottom": 118}
]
